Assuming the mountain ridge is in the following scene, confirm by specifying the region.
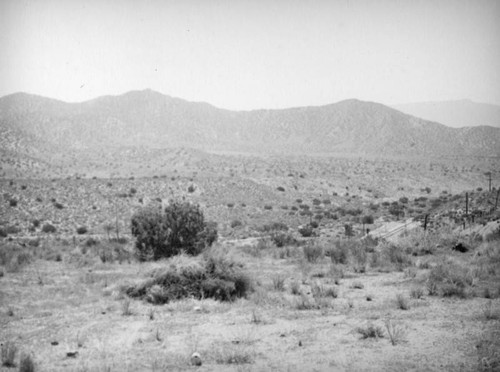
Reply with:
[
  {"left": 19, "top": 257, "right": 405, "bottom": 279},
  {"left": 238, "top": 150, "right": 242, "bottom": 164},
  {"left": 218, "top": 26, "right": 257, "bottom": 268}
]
[
  {"left": 1, "top": 90, "right": 499, "bottom": 160},
  {"left": 392, "top": 100, "right": 500, "bottom": 128}
]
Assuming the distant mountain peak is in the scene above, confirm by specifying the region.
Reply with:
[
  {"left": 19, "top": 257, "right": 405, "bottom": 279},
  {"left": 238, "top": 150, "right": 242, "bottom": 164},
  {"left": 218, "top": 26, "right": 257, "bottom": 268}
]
[{"left": 392, "top": 100, "right": 500, "bottom": 128}]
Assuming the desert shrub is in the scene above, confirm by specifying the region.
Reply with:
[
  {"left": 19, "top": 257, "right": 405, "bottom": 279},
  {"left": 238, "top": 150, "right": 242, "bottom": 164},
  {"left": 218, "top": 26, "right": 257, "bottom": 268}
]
[
  {"left": 410, "top": 287, "right": 424, "bottom": 299},
  {"left": 356, "top": 324, "right": 384, "bottom": 339},
  {"left": 362, "top": 215, "right": 374, "bottom": 225},
  {"left": 214, "top": 345, "right": 254, "bottom": 365},
  {"left": 53, "top": 202, "right": 64, "bottom": 209},
  {"left": 110, "top": 236, "right": 129, "bottom": 244},
  {"left": 0, "top": 228, "right": 6, "bottom": 238},
  {"left": 85, "top": 237, "right": 99, "bottom": 247},
  {"left": 303, "top": 243, "right": 323, "bottom": 263},
  {"left": 0, "top": 244, "right": 33, "bottom": 272},
  {"left": 346, "top": 208, "right": 362, "bottom": 216},
  {"left": 259, "top": 222, "right": 288, "bottom": 233},
  {"left": 388, "top": 203, "right": 403, "bottom": 217},
  {"left": 1, "top": 341, "right": 17, "bottom": 367},
  {"left": 263, "top": 205, "right": 273, "bottom": 210},
  {"left": 352, "top": 281, "right": 364, "bottom": 289},
  {"left": 42, "top": 224, "right": 56, "bottom": 233},
  {"left": 396, "top": 294, "right": 410, "bottom": 310},
  {"left": 312, "top": 283, "right": 338, "bottom": 298},
  {"left": 430, "top": 198, "right": 442, "bottom": 208},
  {"left": 255, "top": 238, "right": 274, "bottom": 251},
  {"left": 8, "top": 199, "right": 18, "bottom": 207},
  {"left": 230, "top": 220, "right": 243, "bottom": 229},
  {"left": 477, "top": 330, "right": 500, "bottom": 371},
  {"left": 27, "top": 239, "right": 40, "bottom": 248},
  {"left": 126, "top": 251, "right": 252, "bottom": 303},
  {"left": 131, "top": 201, "right": 217, "bottom": 261},
  {"left": 272, "top": 274, "right": 286, "bottom": 291},
  {"left": 76, "top": 226, "right": 88, "bottom": 235},
  {"left": 290, "top": 280, "right": 301, "bottom": 295},
  {"left": 328, "top": 241, "right": 349, "bottom": 264},
  {"left": 187, "top": 184, "right": 196, "bottom": 193},
  {"left": 485, "top": 227, "right": 500, "bottom": 242},
  {"left": 270, "top": 232, "right": 296, "bottom": 248},
  {"left": 344, "top": 224, "right": 354, "bottom": 238},
  {"left": 294, "top": 294, "right": 318, "bottom": 310},
  {"left": 399, "top": 197, "right": 409, "bottom": 204},
  {"left": 298, "top": 225, "right": 314, "bottom": 238},
  {"left": 382, "top": 244, "right": 412, "bottom": 271},
  {"left": 32, "top": 219, "right": 40, "bottom": 228},
  {"left": 427, "top": 260, "right": 472, "bottom": 298},
  {"left": 5, "top": 226, "right": 21, "bottom": 234},
  {"left": 351, "top": 242, "right": 368, "bottom": 273},
  {"left": 276, "top": 186, "right": 285, "bottom": 192},
  {"left": 310, "top": 220, "right": 319, "bottom": 228}
]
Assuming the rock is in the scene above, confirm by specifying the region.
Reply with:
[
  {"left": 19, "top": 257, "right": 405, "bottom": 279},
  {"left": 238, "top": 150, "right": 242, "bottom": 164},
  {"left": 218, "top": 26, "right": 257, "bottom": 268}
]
[
  {"left": 66, "top": 351, "right": 78, "bottom": 358},
  {"left": 193, "top": 306, "right": 202, "bottom": 312},
  {"left": 191, "top": 352, "right": 202, "bottom": 366},
  {"left": 51, "top": 341, "right": 59, "bottom": 346}
]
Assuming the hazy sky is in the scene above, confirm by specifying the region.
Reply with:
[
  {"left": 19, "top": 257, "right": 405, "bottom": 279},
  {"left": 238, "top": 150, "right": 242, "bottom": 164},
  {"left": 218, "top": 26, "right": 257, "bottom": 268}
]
[{"left": 1, "top": 0, "right": 499, "bottom": 109}]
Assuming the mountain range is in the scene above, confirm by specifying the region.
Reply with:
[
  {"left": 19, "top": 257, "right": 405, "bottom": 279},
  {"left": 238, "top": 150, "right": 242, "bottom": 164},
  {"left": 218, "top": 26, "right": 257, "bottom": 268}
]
[
  {"left": 392, "top": 100, "right": 500, "bottom": 128},
  {"left": 1, "top": 90, "right": 499, "bottom": 160}
]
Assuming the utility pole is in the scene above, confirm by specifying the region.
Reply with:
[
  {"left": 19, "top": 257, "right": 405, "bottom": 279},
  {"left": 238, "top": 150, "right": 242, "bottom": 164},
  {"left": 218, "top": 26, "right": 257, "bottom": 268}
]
[{"left": 495, "top": 187, "right": 500, "bottom": 210}]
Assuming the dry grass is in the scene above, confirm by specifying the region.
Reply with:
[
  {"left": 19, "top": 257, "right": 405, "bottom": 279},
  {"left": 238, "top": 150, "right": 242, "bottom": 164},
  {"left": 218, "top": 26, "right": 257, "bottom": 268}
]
[{"left": 1, "top": 216, "right": 499, "bottom": 371}]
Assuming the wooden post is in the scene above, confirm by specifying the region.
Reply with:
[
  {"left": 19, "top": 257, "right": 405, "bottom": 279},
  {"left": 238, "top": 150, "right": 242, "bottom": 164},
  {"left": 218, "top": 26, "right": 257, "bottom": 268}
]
[
  {"left": 495, "top": 188, "right": 500, "bottom": 210},
  {"left": 465, "top": 192, "right": 469, "bottom": 216}
]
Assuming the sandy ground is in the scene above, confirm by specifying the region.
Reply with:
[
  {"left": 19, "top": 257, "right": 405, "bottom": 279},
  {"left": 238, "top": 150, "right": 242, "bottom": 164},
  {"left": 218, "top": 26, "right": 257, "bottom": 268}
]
[{"left": 1, "top": 240, "right": 499, "bottom": 372}]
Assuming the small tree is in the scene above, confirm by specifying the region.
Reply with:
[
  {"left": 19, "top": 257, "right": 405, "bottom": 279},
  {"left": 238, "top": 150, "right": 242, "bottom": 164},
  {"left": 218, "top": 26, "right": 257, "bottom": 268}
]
[
  {"left": 362, "top": 215, "right": 374, "bottom": 233},
  {"left": 131, "top": 200, "right": 217, "bottom": 261}
]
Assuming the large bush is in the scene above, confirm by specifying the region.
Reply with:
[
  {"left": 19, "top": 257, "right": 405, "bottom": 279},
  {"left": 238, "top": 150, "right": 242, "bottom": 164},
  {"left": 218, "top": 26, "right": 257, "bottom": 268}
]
[
  {"left": 131, "top": 201, "right": 217, "bottom": 261},
  {"left": 125, "top": 250, "right": 252, "bottom": 303}
]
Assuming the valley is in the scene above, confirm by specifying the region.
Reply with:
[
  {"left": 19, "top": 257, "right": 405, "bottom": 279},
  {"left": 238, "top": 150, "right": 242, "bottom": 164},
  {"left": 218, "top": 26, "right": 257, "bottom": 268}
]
[{"left": 1, "top": 91, "right": 499, "bottom": 372}]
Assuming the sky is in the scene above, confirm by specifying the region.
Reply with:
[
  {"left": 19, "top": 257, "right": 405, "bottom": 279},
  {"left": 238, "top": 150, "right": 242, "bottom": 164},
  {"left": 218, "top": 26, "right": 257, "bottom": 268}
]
[{"left": 1, "top": 0, "right": 500, "bottom": 110}]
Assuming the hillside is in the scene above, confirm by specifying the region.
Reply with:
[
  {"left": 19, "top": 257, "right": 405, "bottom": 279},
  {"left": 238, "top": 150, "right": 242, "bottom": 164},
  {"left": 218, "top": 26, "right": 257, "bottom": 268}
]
[
  {"left": 1, "top": 90, "right": 500, "bottom": 161},
  {"left": 392, "top": 100, "right": 500, "bottom": 128}
]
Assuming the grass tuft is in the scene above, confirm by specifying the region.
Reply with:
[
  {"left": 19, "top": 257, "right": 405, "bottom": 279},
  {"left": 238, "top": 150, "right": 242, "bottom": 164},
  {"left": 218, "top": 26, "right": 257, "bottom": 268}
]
[{"left": 384, "top": 319, "right": 408, "bottom": 345}]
